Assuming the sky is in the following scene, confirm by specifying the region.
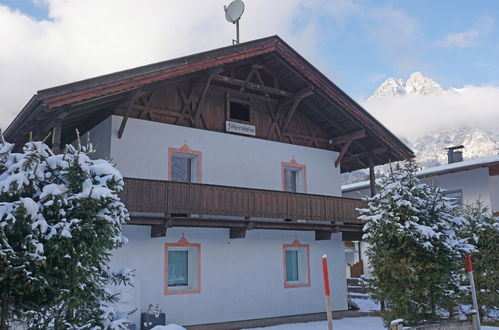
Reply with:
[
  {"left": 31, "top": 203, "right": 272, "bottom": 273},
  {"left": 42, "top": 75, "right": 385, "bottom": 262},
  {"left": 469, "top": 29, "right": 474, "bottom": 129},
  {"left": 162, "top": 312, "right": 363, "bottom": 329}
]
[{"left": 0, "top": 0, "right": 498, "bottom": 138}]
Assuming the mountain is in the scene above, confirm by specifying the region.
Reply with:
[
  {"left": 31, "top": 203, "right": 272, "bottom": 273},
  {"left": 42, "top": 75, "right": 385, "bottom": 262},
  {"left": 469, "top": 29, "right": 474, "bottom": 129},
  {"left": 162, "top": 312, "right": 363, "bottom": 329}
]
[
  {"left": 342, "top": 72, "right": 499, "bottom": 185},
  {"left": 370, "top": 72, "right": 445, "bottom": 100},
  {"left": 409, "top": 127, "right": 499, "bottom": 168}
]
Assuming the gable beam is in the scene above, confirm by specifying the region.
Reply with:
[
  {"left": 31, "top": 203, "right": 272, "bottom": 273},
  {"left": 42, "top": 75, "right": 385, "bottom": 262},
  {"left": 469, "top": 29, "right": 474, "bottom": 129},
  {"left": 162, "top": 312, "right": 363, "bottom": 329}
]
[
  {"left": 176, "top": 84, "right": 194, "bottom": 124},
  {"left": 342, "top": 147, "right": 388, "bottom": 163},
  {"left": 118, "top": 89, "right": 144, "bottom": 139},
  {"left": 240, "top": 67, "right": 257, "bottom": 93},
  {"left": 302, "top": 100, "right": 345, "bottom": 132},
  {"left": 334, "top": 140, "right": 353, "bottom": 168},
  {"left": 213, "top": 74, "right": 294, "bottom": 98},
  {"left": 192, "top": 67, "right": 223, "bottom": 125},
  {"left": 331, "top": 129, "right": 366, "bottom": 146},
  {"left": 282, "top": 87, "right": 314, "bottom": 133}
]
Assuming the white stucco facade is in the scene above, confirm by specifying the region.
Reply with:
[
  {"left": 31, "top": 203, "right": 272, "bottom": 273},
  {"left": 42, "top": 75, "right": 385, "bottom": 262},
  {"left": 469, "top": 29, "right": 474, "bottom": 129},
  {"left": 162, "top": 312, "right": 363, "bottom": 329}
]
[
  {"left": 111, "top": 227, "right": 347, "bottom": 326},
  {"left": 104, "top": 115, "right": 341, "bottom": 196},
  {"left": 85, "top": 116, "right": 348, "bottom": 326}
]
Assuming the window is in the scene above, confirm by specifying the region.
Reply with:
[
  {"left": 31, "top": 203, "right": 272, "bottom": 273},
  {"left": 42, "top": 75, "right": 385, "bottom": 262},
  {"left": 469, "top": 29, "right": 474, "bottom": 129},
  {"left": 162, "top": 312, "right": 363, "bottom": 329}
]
[
  {"left": 284, "top": 169, "right": 298, "bottom": 192},
  {"left": 164, "top": 236, "right": 201, "bottom": 295},
  {"left": 281, "top": 159, "right": 307, "bottom": 193},
  {"left": 168, "top": 144, "right": 202, "bottom": 183},
  {"left": 168, "top": 250, "right": 188, "bottom": 286},
  {"left": 171, "top": 156, "right": 192, "bottom": 182},
  {"left": 443, "top": 189, "right": 463, "bottom": 206},
  {"left": 283, "top": 239, "right": 310, "bottom": 288},
  {"left": 285, "top": 250, "right": 299, "bottom": 281},
  {"left": 229, "top": 100, "right": 250, "bottom": 122}
]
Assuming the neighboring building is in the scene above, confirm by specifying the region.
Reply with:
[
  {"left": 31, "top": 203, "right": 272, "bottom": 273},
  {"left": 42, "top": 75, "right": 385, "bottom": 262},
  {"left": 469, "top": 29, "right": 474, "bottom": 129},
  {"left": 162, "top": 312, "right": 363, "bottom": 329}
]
[
  {"left": 342, "top": 151, "right": 499, "bottom": 278},
  {"left": 5, "top": 36, "right": 413, "bottom": 328}
]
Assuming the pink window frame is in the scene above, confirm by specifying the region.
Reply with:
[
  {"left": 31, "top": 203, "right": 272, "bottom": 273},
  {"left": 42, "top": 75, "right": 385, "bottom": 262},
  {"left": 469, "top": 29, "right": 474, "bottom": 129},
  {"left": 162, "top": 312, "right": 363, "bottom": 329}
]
[
  {"left": 164, "top": 236, "right": 201, "bottom": 295},
  {"left": 168, "top": 144, "right": 202, "bottom": 183},
  {"left": 283, "top": 238, "right": 311, "bottom": 288},
  {"left": 281, "top": 159, "right": 307, "bottom": 193}
]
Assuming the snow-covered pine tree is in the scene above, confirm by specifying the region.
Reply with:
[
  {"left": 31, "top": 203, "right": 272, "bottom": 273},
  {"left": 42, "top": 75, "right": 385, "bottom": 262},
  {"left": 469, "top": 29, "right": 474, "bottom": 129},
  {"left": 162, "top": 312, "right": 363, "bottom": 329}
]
[
  {"left": 458, "top": 201, "right": 499, "bottom": 321},
  {"left": 0, "top": 131, "right": 132, "bottom": 329},
  {"left": 359, "top": 161, "right": 474, "bottom": 326}
]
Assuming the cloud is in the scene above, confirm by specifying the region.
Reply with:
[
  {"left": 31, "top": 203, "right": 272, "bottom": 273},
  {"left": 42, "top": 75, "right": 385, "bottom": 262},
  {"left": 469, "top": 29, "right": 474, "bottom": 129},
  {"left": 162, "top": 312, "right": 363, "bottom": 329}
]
[
  {"left": 362, "top": 85, "right": 499, "bottom": 139},
  {"left": 354, "top": 6, "right": 436, "bottom": 78},
  {"left": 439, "top": 16, "right": 494, "bottom": 48},
  {"left": 1, "top": 0, "right": 349, "bottom": 130}
]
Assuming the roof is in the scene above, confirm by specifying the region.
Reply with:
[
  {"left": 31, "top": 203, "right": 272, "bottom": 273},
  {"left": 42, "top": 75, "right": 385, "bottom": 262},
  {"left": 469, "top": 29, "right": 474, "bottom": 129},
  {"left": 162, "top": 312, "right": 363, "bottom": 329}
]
[
  {"left": 5, "top": 35, "right": 414, "bottom": 172},
  {"left": 342, "top": 154, "right": 499, "bottom": 192}
]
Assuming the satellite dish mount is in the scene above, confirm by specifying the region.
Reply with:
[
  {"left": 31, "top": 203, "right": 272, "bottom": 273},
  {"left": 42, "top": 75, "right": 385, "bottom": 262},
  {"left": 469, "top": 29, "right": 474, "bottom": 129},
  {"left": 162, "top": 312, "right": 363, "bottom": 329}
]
[{"left": 224, "top": 0, "right": 245, "bottom": 44}]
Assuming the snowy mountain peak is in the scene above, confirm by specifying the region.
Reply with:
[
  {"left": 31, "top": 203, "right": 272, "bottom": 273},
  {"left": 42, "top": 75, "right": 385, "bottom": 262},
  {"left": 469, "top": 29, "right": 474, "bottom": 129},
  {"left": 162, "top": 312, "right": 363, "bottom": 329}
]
[{"left": 370, "top": 72, "right": 445, "bottom": 100}]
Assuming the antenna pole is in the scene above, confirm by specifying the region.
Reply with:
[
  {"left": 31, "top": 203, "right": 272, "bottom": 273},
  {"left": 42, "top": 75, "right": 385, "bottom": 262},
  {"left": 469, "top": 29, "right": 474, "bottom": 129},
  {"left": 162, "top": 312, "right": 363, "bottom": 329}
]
[{"left": 236, "top": 20, "right": 240, "bottom": 44}]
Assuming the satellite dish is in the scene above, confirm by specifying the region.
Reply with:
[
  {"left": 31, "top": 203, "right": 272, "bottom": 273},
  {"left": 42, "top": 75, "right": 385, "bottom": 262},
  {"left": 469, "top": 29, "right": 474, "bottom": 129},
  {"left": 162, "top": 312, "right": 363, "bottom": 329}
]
[
  {"left": 224, "top": 0, "right": 245, "bottom": 23},
  {"left": 224, "top": 0, "right": 245, "bottom": 44}
]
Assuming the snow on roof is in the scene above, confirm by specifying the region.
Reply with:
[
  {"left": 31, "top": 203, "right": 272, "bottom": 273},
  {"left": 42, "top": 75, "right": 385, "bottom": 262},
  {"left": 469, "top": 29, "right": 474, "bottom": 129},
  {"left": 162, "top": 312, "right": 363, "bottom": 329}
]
[{"left": 342, "top": 154, "right": 499, "bottom": 192}]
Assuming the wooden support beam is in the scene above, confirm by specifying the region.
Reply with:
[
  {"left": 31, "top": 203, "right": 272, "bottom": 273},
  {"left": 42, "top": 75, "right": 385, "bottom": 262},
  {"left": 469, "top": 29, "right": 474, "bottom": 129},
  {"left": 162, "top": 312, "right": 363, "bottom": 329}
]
[
  {"left": 192, "top": 68, "right": 222, "bottom": 125},
  {"left": 128, "top": 217, "right": 365, "bottom": 233},
  {"left": 342, "top": 147, "right": 388, "bottom": 163},
  {"left": 176, "top": 84, "right": 194, "bottom": 124},
  {"left": 132, "top": 105, "right": 182, "bottom": 118},
  {"left": 342, "top": 231, "right": 363, "bottom": 241},
  {"left": 302, "top": 100, "right": 345, "bottom": 132},
  {"left": 282, "top": 87, "right": 314, "bottom": 133},
  {"left": 230, "top": 227, "right": 246, "bottom": 239},
  {"left": 213, "top": 74, "right": 294, "bottom": 98},
  {"left": 51, "top": 119, "right": 62, "bottom": 154},
  {"left": 315, "top": 230, "right": 332, "bottom": 241},
  {"left": 334, "top": 140, "right": 352, "bottom": 168},
  {"left": 331, "top": 129, "right": 366, "bottom": 146},
  {"left": 151, "top": 224, "right": 167, "bottom": 238},
  {"left": 240, "top": 67, "right": 257, "bottom": 92},
  {"left": 118, "top": 89, "right": 144, "bottom": 139}
]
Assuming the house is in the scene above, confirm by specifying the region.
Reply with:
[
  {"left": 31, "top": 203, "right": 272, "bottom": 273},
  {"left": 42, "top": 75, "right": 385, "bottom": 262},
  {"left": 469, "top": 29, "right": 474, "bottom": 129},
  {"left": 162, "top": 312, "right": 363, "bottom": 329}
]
[
  {"left": 4, "top": 36, "right": 413, "bottom": 328},
  {"left": 342, "top": 148, "right": 499, "bottom": 278}
]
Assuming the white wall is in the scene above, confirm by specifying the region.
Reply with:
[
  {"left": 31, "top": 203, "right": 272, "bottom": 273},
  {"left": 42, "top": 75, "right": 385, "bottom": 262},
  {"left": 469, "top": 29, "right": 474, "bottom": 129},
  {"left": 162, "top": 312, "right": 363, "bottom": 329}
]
[
  {"left": 488, "top": 175, "right": 499, "bottom": 214},
  {"left": 109, "top": 116, "right": 342, "bottom": 196},
  {"left": 111, "top": 226, "right": 347, "bottom": 326},
  {"left": 422, "top": 168, "right": 491, "bottom": 208},
  {"left": 343, "top": 168, "right": 494, "bottom": 210},
  {"left": 76, "top": 116, "right": 349, "bottom": 325}
]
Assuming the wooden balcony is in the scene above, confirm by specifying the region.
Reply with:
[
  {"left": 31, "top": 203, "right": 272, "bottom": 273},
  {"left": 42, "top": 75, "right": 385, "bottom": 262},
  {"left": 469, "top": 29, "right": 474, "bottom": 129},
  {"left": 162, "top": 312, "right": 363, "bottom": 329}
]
[{"left": 120, "top": 177, "right": 366, "bottom": 240}]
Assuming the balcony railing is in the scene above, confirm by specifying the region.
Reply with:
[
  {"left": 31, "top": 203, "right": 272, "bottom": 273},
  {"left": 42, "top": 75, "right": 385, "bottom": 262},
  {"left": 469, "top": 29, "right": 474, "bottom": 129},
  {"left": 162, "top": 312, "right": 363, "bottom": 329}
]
[{"left": 120, "top": 177, "right": 365, "bottom": 224}]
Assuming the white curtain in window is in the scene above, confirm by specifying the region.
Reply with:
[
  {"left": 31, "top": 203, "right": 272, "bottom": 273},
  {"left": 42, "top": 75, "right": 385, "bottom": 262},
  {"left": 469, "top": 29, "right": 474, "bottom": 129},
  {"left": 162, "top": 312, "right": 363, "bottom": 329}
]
[
  {"left": 172, "top": 157, "right": 192, "bottom": 182},
  {"left": 284, "top": 169, "right": 297, "bottom": 192},
  {"left": 168, "top": 250, "right": 189, "bottom": 286}
]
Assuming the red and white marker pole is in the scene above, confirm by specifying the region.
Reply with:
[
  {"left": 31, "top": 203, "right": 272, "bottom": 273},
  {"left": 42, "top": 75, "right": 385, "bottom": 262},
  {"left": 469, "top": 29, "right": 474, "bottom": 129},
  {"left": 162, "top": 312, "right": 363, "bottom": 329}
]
[
  {"left": 466, "top": 254, "right": 481, "bottom": 330},
  {"left": 322, "top": 255, "right": 333, "bottom": 330}
]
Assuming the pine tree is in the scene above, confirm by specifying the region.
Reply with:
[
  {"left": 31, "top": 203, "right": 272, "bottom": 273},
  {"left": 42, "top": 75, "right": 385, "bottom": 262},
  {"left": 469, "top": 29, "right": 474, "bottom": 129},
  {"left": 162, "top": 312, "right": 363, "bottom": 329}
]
[
  {"left": 360, "top": 161, "right": 474, "bottom": 326},
  {"left": 0, "top": 132, "right": 132, "bottom": 329},
  {"left": 458, "top": 201, "right": 499, "bottom": 321}
]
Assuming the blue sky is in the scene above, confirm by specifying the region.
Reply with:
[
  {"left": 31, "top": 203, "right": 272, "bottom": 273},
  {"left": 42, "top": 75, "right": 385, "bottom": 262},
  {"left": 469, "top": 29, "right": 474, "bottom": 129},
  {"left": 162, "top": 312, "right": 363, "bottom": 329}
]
[
  {"left": 0, "top": 0, "right": 498, "bottom": 133},
  {"left": 2, "top": 0, "right": 497, "bottom": 99}
]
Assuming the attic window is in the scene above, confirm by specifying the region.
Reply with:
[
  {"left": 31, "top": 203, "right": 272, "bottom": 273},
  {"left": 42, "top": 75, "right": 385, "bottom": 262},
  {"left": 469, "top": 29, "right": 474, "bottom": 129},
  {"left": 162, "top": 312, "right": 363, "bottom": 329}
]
[{"left": 229, "top": 101, "right": 250, "bottom": 122}]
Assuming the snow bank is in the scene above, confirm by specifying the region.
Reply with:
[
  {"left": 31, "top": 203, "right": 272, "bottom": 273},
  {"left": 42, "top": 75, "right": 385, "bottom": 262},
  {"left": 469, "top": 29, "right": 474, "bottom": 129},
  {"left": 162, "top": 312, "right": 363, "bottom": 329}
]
[{"left": 151, "top": 325, "right": 186, "bottom": 330}]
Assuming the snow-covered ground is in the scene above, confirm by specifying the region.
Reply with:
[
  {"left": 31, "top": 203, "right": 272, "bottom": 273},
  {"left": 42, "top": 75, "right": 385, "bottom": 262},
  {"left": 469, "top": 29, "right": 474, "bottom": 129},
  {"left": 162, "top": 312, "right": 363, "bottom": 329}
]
[
  {"left": 244, "top": 317, "right": 499, "bottom": 330},
  {"left": 244, "top": 316, "right": 385, "bottom": 330},
  {"left": 351, "top": 297, "right": 380, "bottom": 311}
]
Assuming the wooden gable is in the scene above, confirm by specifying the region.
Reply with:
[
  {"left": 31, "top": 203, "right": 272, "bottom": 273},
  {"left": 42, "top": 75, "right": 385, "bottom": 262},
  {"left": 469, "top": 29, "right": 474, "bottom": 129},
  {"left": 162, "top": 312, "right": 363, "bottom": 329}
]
[
  {"left": 5, "top": 36, "right": 414, "bottom": 172},
  {"left": 113, "top": 61, "right": 332, "bottom": 151}
]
